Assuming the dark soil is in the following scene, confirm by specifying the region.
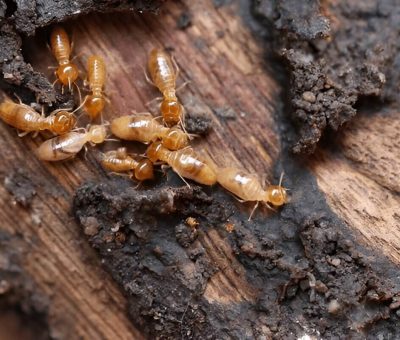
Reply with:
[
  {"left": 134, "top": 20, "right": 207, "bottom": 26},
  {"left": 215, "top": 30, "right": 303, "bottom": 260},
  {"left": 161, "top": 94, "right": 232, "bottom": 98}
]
[
  {"left": 74, "top": 179, "right": 233, "bottom": 339},
  {"left": 0, "top": 0, "right": 164, "bottom": 106},
  {"left": 253, "top": 0, "right": 400, "bottom": 154},
  {"left": 74, "top": 165, "right": 400, "bottom": 339}
]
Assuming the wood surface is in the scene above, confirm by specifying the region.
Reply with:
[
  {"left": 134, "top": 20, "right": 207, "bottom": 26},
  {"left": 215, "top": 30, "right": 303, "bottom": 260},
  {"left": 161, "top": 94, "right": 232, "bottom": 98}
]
[{"left": 0, "top": 0, "right": 398, "bottom": 338}]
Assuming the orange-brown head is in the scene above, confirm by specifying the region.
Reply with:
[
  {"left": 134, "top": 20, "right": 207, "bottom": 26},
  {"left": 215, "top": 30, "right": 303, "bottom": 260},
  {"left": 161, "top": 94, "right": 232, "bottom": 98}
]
[
  {"left": 56, "top": 63, "right": 79, "bottom": 86},
  {"left": 84, "top": 95, "right": 105, "bottom": 119},
  {"left": 162, "top": 127, "right": 188, "bottom": 150},
  {"left": 134, "top": 159, "right": 154, "bottom": 181},
  {"left": 51, "top": 111, "right": 76, "bottom": 135},
  {"left": 160, "top": 99, "right": 182, "bottom": 126},
  {"left": 88, "top": 125, "right": 107, "bottom": 144},
  {"left": 146, "top": 141, "right": 163, "bottom": 162},
  {"left": 265, "top": 186, "right": 287, "bottom": 207}
]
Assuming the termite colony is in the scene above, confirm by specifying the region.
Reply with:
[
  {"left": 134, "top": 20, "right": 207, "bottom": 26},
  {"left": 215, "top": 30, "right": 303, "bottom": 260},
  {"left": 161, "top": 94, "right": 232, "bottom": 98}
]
[{"left": 0, "top": 26, "right": 288, "bottom": 220}]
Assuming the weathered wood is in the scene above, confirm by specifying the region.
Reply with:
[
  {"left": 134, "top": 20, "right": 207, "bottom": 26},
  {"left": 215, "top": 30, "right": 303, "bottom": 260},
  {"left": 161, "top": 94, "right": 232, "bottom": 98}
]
[
  {"left": 310, "top": 110, "right": 400, "bottom": 264},
  {"left": 0, "top": 0, "right": 399, "bottom": 338}
]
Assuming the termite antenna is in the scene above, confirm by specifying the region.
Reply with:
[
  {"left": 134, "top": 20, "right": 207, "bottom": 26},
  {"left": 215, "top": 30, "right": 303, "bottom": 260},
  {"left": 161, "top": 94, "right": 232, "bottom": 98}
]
[
  {"left": 13, "top": 93, "right": 23, "bottom": 105},
  {"left": 279, "top": 171, "right": 285, "bottom": 187}
]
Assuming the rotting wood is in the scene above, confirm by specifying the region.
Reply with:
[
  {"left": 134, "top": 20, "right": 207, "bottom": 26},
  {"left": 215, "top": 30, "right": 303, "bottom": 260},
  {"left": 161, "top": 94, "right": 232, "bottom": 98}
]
[
  {"left": 0, "top": 0, "right": 399, "bottom": 338},
  {"left": 310, "top": 109, "right": 400, "bottom": 264}
]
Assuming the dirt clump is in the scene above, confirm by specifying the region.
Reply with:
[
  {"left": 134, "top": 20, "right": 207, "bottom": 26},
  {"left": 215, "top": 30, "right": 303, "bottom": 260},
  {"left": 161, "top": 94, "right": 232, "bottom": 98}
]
[
  {"left": 74, "top": 171, "right": 400, "bottom": 338},
  {"left": 254, "top": 0, "right": 399, "bottom": 153}
]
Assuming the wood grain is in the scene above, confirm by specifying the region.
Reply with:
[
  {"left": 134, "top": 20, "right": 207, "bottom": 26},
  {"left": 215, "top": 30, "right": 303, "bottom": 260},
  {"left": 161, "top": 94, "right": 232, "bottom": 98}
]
[
  {"left": 0, "top": 0, "right": 399, "bottom": 338},
  {"left": 310, "top": 110, "right": 400, "bottom": 264}
]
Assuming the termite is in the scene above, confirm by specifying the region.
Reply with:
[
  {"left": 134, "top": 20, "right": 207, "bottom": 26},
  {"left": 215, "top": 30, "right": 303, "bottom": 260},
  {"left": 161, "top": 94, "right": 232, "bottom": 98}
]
[
  {"left": 146, "top": 141, "right": 217, "bottom": 186},
  {"left": 216, "top": 168, "right": 287, "bottom": 220},
  {"left": 185, "top": 217, "right": 199, "bottom": 229},
  {"left": 148, "top": 49, "right": 183, "bottom": 126},
  {"left": 84, "top": 55, "right": 106, "bottom": 119},
  {"left": 0, "top": 99, "right": 76, "bottom": 135},
  {"left": 100, "top": 147, "right": 154, "bottom": 181},
  {"left": 35, "top": 124, "right": 107, "bottom": 161},
  {"left": 111, "top": 114, "right": 188, "bottom": 150},
  {"left": 50, "top": 26, "right": 79, "bottom": 89}
]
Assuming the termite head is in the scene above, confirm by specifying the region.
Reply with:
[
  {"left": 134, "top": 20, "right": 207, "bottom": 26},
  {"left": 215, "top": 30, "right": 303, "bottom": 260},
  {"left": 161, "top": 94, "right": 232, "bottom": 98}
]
[
  {"left": 134, "top": 159, "right": 154, "bottom": 181},
  {"left": 84, "top": 95, "right": 105, "bottom": 119},
  {"left": 146, "top": 141, "right": 163, "bottom": 162},
  {"left": 56, "top": 63, "right": 79, "bottom": 86},
  {"left": 160, "top": 99, "right": 182, "bottom": 126},
  {"left": 52, "top": 111, "right": 76, "bottom": 134},
  {"left": 265, "top": 186, "right": 287, "bottom": 207},
  {"left": 162, "top": 127, "right": 188, "bottom": 150},
  {"left": 88, "top": 124, "right": 107, "bottom": 144}
]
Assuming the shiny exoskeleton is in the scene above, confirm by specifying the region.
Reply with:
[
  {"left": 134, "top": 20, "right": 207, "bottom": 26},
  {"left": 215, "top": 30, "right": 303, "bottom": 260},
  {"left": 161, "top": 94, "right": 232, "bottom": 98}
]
[
  {"left": 111, "top": 114, "right": 188, "bottom": 150},
  {"left": 50, "top": 26, "right": 79, "bottom": 88},
  {"left": 0, "top": 100, "right": 76, "bottom": 135},
  {"left": 84, "top": 55, "right": 106, "bottom": 119},
  {"left": 35, "top": 125, "right": 107, "bottom": 161},
  {"left": 147, "top": 142, "right": 217, "bottom": 185},
  {"left": 100, "top": 147, "right": 154, "bottom": 181},
  {"left": 148, "top": 49, "right": 183, "bottom": 126},
  {"left": 216, "top": 167, "right": 287, "bottom": 207}
]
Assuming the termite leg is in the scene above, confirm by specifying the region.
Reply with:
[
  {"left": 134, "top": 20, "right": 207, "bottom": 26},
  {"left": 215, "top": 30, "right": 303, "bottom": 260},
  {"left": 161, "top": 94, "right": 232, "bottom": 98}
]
[
  {"left": 73, "top": 82, "right": 82, "bottom": 104},
  {"left": 261, "top": 173, "right": 270, "bottom": 187},
  {"left": 110, "top": 172, "right": 131, "bottom": 178},
  {"left": 104, "top": 138, "right": 121, "bottom": 142},
  {"left": 17, "top": 130, "right": 30, "bottom": 138},
  {"left": 248, "top": 201, "right": 260, "bottom": 221},
  {"left": 142, "top": 65, "right": 155, "bottom": 86},
  {"left": 176, "top": 80, "right": 190, "bottom": 93},
  {"left": 263, "top": 202, "right": 277, "bottom": 212},
  {"left": 232, "top": 195, "right": 246, "bottom": 203},
  {"left": 104, "top": 93, "right": 111, "bottom": 105},
  {"left": 151, "top": 115, "right": 163, "bottom": 122},
  {"left": 171, "top": 55, "right": 180, "bottom": 78},
  {"left": 160, "top": 164, "right": 170, "bottom": 178},
  {"left": 145, "top": 96, "right": 163, "bottom": 107},
  {"left": 176, "top": 172, "right": 191, "bottom": 188},
  {"left": 133, "top": 181, "right": 143, "bottom": 190},
  {"left": 52, "top": 78, "right": 60, "bottom": 88}
]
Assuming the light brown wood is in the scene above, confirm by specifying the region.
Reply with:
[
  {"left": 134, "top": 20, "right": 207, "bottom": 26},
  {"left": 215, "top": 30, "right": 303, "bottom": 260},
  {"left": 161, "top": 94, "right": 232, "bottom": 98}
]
[
  {"left": 0, "top": 0, "right": 399, "bottom": 338},
  {"left": 310, "top": 110, "right": 400, "bottom": 264}
]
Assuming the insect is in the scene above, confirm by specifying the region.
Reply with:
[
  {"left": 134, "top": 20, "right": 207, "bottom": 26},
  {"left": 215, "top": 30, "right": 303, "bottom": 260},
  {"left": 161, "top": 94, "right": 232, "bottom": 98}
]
[
  {"left": 100, "top": 147, "right": 154, "bottom": 181},
  {"left": 185, "top": 217, "right": 199, "bottom": 229},
  {"left": 216, "top": 168, "right": 287, "bottom": 220},
  {"left": 148, "top": 49, "right": 183, "bottom": 126},
  {"left": 0, "top": 99, "right": 76, "bottom": 135},
  {"left": 110, "top": 114, "right": 188, "bottom": 150},
  {"left": 84, "top": 55, "right": 106, "bottom": 119},
  {"left": 146, "top": 141, "right": 217, "bottom": 186},
  {"left": 50, "top": 26, "right": 79, "bottom": 89},
  {"left": 35, "top": 124, "right": 107, "bottom": 161}
]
